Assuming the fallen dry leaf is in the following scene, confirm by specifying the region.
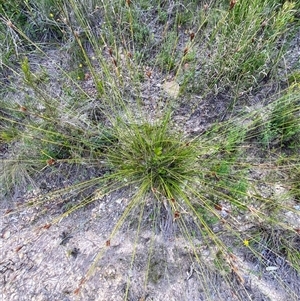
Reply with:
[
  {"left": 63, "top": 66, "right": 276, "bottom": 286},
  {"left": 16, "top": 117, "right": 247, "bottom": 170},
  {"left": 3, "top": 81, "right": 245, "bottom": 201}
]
[
  {"left": 2, "top": 230, "right": 11, "bottom": 239},
  {"left": 163, "top": 80, "right": 180, "bottom": 98}
]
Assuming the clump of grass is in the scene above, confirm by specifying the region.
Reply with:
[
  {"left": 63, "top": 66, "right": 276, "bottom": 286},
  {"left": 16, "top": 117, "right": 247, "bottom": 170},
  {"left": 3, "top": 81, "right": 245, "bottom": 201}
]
[
  {"left": 249, "top": 90, "right": 300, "bottom": 150},
  {"left": 268, "top": 93, "right": 300, "bottom": 148},
  {"left": 182, "top": 0, "right": 298, "bottom": 96},
  {"left": 0, "top": 0, "right": 65, "bottom": 78},
  {"left": 106, "top": 112, "right": 197, "bottom": 198}
]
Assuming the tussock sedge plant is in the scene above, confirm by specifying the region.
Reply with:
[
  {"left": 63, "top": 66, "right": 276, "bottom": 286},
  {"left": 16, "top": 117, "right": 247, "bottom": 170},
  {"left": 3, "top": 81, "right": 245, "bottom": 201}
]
[{"left": 1, "top": 0, "right": 300, "bottom": 300}]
